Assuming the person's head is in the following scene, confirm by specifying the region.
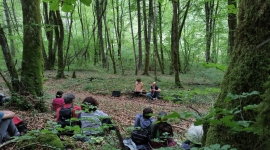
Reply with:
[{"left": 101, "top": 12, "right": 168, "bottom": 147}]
[
  {"left": 136, "top": 78, "right": 141, "bottom": 83},
  {"left": 157, "top": 111, "right": 167, "bottom": 121},
  {"left": 143, "top": 107, "right": 153, "bottom": 119},
  {"left": 63, "top": 93, "right": 75, "bottom": 104},
  {"left": 56, "top": 91, "right": 63, "bottom": 98},
  {"left": 82, "top": 96, "right": 99, "bottom": 112},
  {"left": 152, "top": 82, "right": 157, "bottom": 86},
  {"left": 152, "top": 122, "right": 173, "bottom": 139}
]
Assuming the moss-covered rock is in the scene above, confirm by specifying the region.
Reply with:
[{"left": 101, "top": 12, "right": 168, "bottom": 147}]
[{"left": 16, "top": 133, "right": 64, "bottom": 150}]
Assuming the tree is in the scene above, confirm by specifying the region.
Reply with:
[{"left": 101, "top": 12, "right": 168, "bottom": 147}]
[
  {"left": 20, "top": 0, "right": 43, "bottom": 96},
  {"left": 137, "top": 0, "right": 143, "bottom": 69},
  {"left": 205, "top": 1, "right": 270, "bottom": 149},
  {"left": 227, "top": 0, "right": 237, "bottom": 57}
]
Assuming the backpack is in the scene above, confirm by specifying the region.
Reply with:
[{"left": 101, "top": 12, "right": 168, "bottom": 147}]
[
  {"left": 131, "top": 117, "right": 152, "bottom": 145},
  {"left": 80, "top": 112, "right": 102, "bottom": 135},
  {"left": 13, "top": 116, "right": 27, "bottom": 134},
  {"left": 58, "top": 105, "right": 73, "bottom": 127}
]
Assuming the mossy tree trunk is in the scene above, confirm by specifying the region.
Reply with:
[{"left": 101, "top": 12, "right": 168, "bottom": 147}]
[
  {"left": 20, "top": 0, "right": 43, "bottom": 97},
  {"left": 205, "top": 1, "right": 270, "bottom": 149}
]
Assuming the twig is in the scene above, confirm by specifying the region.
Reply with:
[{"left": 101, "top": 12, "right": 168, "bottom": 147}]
[
  {"left": 0, "top": 140, "right": 15, "bottom": 148},
  {"left": 187, "top": 106, "right": 202, "bottom": 116},
  {"left": 171, "top": 125, "right": 188, "bottom": 130}
]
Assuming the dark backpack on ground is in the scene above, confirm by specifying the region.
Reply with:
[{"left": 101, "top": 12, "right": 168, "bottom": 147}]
[
  {"left": 131, "top": 118, "right": 152, "bottom": 145},
  {"left": 13, "top": 116, "right": 27, "bottom": 134},
  {"left": 58, "top": 105, "right": 73, "bottom": 127}
]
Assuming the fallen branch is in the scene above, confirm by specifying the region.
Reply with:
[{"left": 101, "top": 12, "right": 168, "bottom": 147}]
[
  {"left": 0, "top": 140, "right": 15, "bottom": 148},
  {"left": 171, "top": 125, "right": 188, "bottom": 130}
]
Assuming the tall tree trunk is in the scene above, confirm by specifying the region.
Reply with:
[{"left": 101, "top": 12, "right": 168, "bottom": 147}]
[
  {"left": 153, "top": 0, "right": 163, "bottom": 75},
  {"left": 142, "top": 0, "right": 152, "bottom": 75},
  {"left": 137, "top": 0, "right": 142, "bottom": 69},
  {"left": 129, "top": 0, "right": 138, "bottom": 75},
  {"left": 54, "top": 10, "right": 65, "bottom": 78},
  {"left": 171, "top": 0, "right": 182, "bottom": 87},
  {"left": 227, "top": 0, "right": 237, "bottom": 58},
  {"left": 43, "top": 2, "right": 55, "bottom": 70},
  {"left": 0, "top": 24, "right": 20, "bottom": 92},
  {"left": 78, "top": 3, "right": 85, "bottom": 39},
  {"left": 205, "top": 0, "right": 215, "bottom": 63},
  {"left": 95, "top": 0, "right": 106, "bottom": 68},
  {"left": 64, "top": 10, "right": 74, "bottom": 71},
  {"left": 158, "top": 1, "right": 164, "bottom": 72},
  {"left": 205, "top": 1, "right": 270, "bottom": 149},
  {"left": 3, "top": 0, "right": 16, "bottom": 57},
  {"left": 20, "top": 0, "right": 43, "bottom": 96}
]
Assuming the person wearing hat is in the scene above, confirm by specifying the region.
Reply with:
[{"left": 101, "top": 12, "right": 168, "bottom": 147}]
[
  {"left": 181, "top": 124, "right": 203, "bottom": 150},
  {"left": 151, "top": 111, "right": 177, "bottom": 148},
  {"left": 55, "top": 93, "right": 81, "bottom": 126}
]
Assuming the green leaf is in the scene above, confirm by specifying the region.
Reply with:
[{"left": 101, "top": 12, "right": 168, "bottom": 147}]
[
  {"left": 210, "top": 144, "right": 221, "bottom": 149},
  {"left": 243, "top": 104, "right": 259, "bottom": 111},
  {"left": 49, "top": 0, "right": 59, "bottom": 11},
  {"left": 221, "top": 144, "right": 231, "bottom": 150},
  {"left": 165, "top": 111, "right": 181, "bottom": 119},
  {"left": 62, "top": 3, "right": 74, "bottom": 12},
  {"left": 80, "top": 0, "right": 92, "bottom": 6}
]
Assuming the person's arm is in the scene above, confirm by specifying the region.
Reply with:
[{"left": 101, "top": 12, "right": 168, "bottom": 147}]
[
  {"left": 156, "top": 88, "right": 161, "bottom": 92},
  {"left": 2, "top": 111, "right": 15, "bottom": 119}
]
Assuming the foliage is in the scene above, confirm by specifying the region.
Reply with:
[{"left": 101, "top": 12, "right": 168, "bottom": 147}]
[{"left": 15, "top": 130, "right": 64, "bottom": 150}]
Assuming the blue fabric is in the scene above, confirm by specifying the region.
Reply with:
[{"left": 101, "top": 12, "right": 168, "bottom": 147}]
[
  {"left": 134, "top": 114, "right": 154, "bottom": 129},
  {"left": 0, "top": 112, "right": 4, "bottom": 121}
]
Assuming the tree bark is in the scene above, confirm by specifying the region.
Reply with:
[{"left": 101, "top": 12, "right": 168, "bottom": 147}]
[
  {"left": 20, "top": 0, "right": 43, "bottom": 96},
  {"left": 171, "top": 0, "right": 182, "bottom": 87},
  {"left": 3, "top": 0, "right": 16, "bottom": 57},
  {"left": 129, "top": 0, "right": 138, "bottom": 75},
  {"left": 137, "top": 0, "right": 142, "bottom": 69},
  {"left": 54, "top": 10, "right": 65, "bottom": 78},
  {"left": 158, "top": 2, "right": 164, "bottom": 72},
  {"left": 0, "top": 24, "right": 19, "bottom": 92},
  {"left": 227, "top": 0, "right": 237, "bottom": 58},
  {"left": 205, "top": 1, "right": 270, "bottom": 149},
  {"left": 205, "top": 0, "right": 215, "bottom": 63}
]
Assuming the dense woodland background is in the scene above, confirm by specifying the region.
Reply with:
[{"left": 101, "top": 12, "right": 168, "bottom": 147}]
[{"left": 1, "top": 0, "right": 270, "bottom": 150}]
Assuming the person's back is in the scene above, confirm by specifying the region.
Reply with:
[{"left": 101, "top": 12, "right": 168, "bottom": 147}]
[
  {"left": 151, "top": 111, "right": 176, "bottom": 148},
  {"left": 133, "top": 108, "right": 154, "bottom": 150},
  {"left": 56, "top": 93, "right": 81, "bottom": 127},
  {"left": 151, "top": 122, "right": 176, "bottom": 148},
  {"left": 51, "top": 91, "right": 64, "bottom": 111},
  {"left": 79, "top": 97, "right": 113, "bottom": 136}
]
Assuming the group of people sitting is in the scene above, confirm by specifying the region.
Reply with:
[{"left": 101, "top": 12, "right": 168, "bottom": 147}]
[
  {"left": 51, "top": 91, "right": 114, "bottom": 138},
  {"left": 133, "top": 79, "right": 161, "bottom": 101}
]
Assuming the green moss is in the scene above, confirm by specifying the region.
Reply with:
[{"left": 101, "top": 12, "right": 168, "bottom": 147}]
[{"left": 16, "top": 133, "right": 64, "bottom": 150}]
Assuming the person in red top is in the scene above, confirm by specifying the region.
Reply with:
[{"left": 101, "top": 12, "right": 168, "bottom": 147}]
[
  {"left": 51, "top": 91, "right": 65, "bottom": 111},
  {"left": 55, "top": 93, "right": 81, "bottom": 125}
]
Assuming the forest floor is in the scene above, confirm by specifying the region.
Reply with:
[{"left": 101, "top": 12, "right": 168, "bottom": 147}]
[{"left": 0, "top": 69, "right": 222, "bottom": 149}]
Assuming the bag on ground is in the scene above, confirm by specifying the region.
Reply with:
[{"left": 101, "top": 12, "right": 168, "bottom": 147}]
[
  {"left": 131, "top": 128, "right": 151, "bottom": 145},
  {"left": 12, "top": 116, "right": 27, "bottom": 134}
]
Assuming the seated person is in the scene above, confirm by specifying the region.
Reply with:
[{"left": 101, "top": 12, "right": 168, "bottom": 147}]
[
  {"left": 181, "top": 124, "right": 203, "bottom": 150},
  {"left": 134, "top": 107, "right": 155, "bottom": 150},
  {"left": 51, "top": 91, "right": 64, "bottom": 111},
  {"left": 146, "top": 82, "right": 161, "bottom": 100},
  {"left": 151, "top": 111, "right": 177, "bottom": 148},
  {"left": 133, "top": 78, "right": 144, "bottom": 96},
  {"left": 0, "top": 111, "right": 20, "bottom": 144},
  {"left": 79, "top": 96, "right": 114, "bottom": 137},
  {"left": 56, "top": 93, "right": 81, "bottom": 127}
]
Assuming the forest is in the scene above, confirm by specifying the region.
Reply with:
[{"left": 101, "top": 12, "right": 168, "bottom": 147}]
[{"left": 0, "top": 0, "right": 270, "bottom": 149}]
